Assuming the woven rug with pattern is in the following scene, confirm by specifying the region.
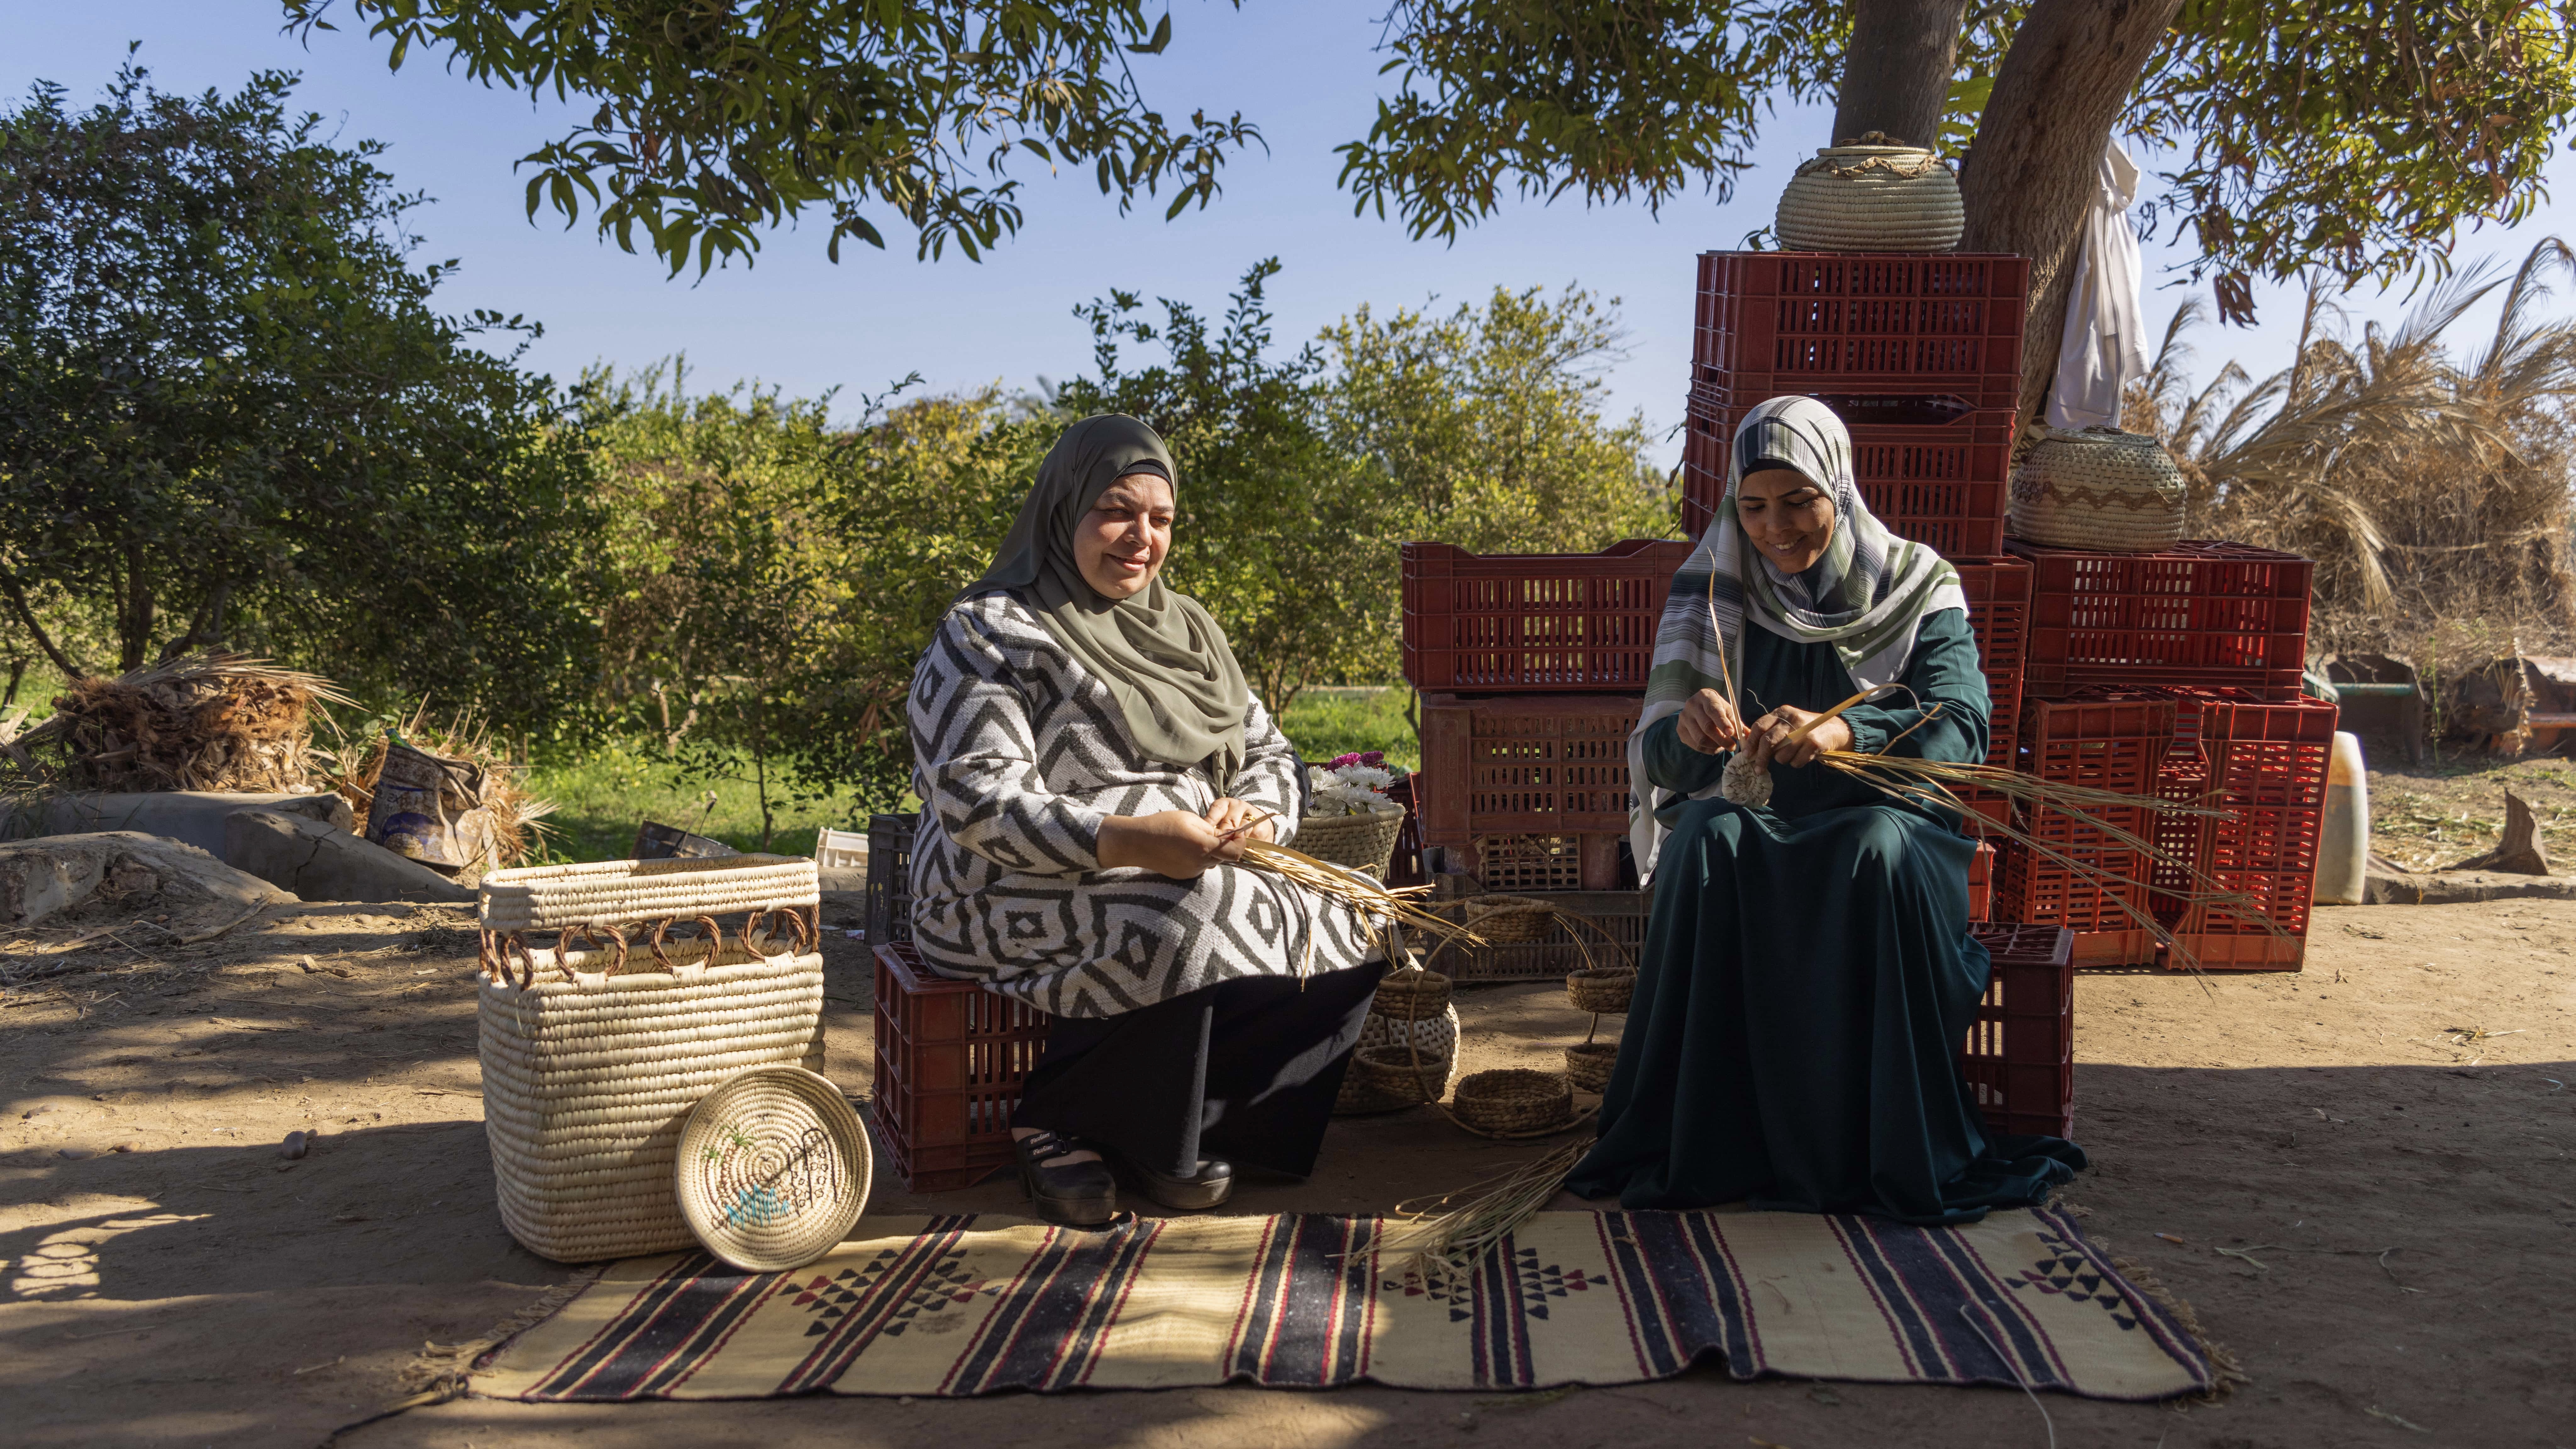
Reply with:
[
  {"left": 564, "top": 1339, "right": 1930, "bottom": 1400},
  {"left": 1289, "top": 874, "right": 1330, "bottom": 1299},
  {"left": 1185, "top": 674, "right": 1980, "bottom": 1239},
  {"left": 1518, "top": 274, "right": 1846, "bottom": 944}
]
[{"left": 476, "top": 1207, "right": 2213, "bottom": 1401}]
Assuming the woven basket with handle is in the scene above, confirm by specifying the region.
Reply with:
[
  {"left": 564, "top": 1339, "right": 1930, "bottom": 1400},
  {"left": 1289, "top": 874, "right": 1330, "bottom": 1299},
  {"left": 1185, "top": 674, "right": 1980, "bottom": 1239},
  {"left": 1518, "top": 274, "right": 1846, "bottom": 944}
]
[
  {"left": 2007, "top": 427, "right": 2188, "bottom": 552},
  {"left": 1292, "top": 803, "right": 1406, "bottom": 878},
  {"left": 1775, "top": 134, "right": 1963, "bottom": 253},
  {"left": 476, "top": 855, "right": 826, "bottom": 1263}
]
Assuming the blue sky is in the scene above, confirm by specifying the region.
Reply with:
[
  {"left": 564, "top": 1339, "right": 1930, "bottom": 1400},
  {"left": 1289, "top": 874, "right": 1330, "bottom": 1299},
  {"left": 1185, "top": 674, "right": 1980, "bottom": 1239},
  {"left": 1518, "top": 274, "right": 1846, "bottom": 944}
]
[{"left": 12, "top": 2, "right": 2574, "bottom": 464}]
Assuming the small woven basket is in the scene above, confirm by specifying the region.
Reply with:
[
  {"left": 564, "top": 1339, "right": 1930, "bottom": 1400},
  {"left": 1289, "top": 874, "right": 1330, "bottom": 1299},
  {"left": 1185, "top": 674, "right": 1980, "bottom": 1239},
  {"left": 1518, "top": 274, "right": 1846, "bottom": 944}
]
[
  {"left": 1775, "top": 133, "right": 1963, "bottom": 253},
  {"left": 1336, "top": 1002, "right": 1462, "bottom": 1114},
  {"left": 1351, "top": 1042, "right": 1454, "bottom": 1108},
  {"left": 2008, "top": 427, "right": 2188, "bottom": 552},
  {"left": 676, "top": 1066, "right": 870, "bottom": 1272},
  {"left": 1451, "top": 1068, "right": 1577, "bottom": 1136},
  {"left": 1564, "top": 1041, "right": 1619, "bottom": 1093},
  {"left": 1457, "top": 894, "right": 1558, "bottom": 944},
  {"left": 1292, "top": 803, "right": 1406, "bottom": 878},
  {"left": 1369, "top": 966, "right": 1453, "bottom": 1021},
  {"left": 1566, "top": 968, "right": 1636, "bottom": 1015}
]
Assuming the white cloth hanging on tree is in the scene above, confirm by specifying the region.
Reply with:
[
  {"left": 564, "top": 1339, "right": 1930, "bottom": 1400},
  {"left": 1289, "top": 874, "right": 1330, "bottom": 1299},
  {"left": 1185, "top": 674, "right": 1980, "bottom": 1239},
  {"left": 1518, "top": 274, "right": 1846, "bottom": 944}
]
[{"left": 2047, "top": 140, "right": 2151, "bottom": 430}]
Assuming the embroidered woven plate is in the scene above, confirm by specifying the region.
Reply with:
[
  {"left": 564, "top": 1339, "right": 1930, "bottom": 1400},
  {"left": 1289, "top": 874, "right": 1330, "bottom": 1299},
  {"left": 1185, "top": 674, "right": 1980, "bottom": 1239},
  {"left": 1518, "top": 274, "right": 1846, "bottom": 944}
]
[{"left": 676, "top": 1066, "right": 871, "bottom": 1272}]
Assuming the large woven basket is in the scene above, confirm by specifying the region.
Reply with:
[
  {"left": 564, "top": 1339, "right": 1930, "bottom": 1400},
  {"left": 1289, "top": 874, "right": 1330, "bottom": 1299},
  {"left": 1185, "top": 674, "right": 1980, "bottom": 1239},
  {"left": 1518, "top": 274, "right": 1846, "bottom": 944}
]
[
  {"left": 2008, "top": 427, "right": 2188, "bottom": 552},
  {"left": 480, "top": 853, "right": 819, "bottom": 936},
  {"left": 1292, "top": 804, "right": 1406, "bottom": 878},
  {"left": 1775, "top": 134, "right": 1962, "bottom": 253}
]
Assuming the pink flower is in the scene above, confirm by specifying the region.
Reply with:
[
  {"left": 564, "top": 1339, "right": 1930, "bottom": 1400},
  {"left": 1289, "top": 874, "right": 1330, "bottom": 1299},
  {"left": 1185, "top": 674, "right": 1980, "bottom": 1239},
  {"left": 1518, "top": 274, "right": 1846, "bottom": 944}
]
[{"left": 1329, "top": 752, "right": 1365, "bottom": 768}]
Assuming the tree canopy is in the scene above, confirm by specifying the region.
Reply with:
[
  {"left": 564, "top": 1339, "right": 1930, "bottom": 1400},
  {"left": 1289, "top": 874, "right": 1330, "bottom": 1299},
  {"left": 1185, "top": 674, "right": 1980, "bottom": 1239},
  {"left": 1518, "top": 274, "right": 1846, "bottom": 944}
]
[
  {"left": 0, "top": 64, "right": 601, "bottom": 726},
  {"left": 283, "top": 0, "right": 1260, "bottom": 275}
]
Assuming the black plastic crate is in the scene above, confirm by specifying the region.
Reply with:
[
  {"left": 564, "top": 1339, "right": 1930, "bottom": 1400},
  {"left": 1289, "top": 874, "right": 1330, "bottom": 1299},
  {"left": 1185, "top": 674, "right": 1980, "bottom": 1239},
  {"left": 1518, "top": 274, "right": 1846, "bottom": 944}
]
[{"left": 867, "top": 812, "right": 918, "bottom": 945}]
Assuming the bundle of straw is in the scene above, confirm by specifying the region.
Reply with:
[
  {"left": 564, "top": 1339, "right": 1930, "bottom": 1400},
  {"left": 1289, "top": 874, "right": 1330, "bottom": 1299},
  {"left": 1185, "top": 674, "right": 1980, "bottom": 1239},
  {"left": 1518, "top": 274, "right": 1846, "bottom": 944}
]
[
  {"left": 15, "top": 653, "right": 352, "bottom": 793},
  {"left": 1235, "top": 833, "right": 1482, "bottom": 970},
  {"left": 321, "top": 706, "right": 557, "bottom": 870}
]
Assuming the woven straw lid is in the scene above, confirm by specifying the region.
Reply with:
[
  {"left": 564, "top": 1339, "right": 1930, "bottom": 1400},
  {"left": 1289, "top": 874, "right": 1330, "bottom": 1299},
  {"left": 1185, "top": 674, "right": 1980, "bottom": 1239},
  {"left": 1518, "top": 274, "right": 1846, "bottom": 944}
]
[
  {"left": 1775, "top": 133, "right": 1962, "bottom": 253},
  {"left": 675, "top": 1066, "right": 870, "bottom": 1272},
  {"left": 2008, "top": 426, "right": 2188, "bottom": 552}
]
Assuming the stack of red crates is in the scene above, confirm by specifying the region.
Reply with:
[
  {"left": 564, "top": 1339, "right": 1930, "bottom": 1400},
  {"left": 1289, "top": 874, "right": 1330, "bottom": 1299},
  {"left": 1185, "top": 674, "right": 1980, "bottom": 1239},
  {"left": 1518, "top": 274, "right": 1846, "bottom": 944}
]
[
  {"left": 1993, "top": 539, "right": 2328, "bottom": 970},
  {"left": 1402, "top": 540, "right": 1689, "bottom": 889}
]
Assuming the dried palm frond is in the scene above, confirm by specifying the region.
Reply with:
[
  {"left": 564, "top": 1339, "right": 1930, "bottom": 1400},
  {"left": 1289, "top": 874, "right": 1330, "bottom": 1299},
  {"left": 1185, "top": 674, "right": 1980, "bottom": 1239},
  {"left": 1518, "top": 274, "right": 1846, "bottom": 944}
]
[
  {"left": 1236, "top": 835, "right": 1482, "bottom": 972},
  {"left": 15, "top": 653, "right": 352, "bottom": 793},
  {"left": 1375, "top": 1138, "right": 1592, "bottom": 1284}
]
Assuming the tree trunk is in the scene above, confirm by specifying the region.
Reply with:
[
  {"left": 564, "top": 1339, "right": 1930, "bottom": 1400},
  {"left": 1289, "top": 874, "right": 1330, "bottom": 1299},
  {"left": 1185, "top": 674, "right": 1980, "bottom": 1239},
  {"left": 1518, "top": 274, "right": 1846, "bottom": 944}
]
[
  {"left": 1957, "top": 0, "right": 2183, "bottom": 432},
  {"left": 1831, "top": 0, "right": 1971, "bottom": 151},
  {"left": 119, "top": 544, "right": 154, "bottom": 674}
]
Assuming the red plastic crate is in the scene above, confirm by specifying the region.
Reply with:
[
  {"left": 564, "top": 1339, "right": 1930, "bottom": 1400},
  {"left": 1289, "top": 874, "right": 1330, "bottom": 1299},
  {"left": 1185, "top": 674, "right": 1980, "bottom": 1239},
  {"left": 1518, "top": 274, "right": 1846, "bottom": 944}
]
[
  {"left": 1967, "top": 841, "right": 1994, "bottom": 923},
  {"left": 2166, "top": 692, "right": 2337, "bottom": 972},
  {"left": 1402, "top": 539, "right": 1692, "bottom": 692},
  {"left": 1956, "top": 556, "right": 2030, "bottom": 830},
  {"left": 1997, "top": 694, "right": 2175, "bottom": 964},
  {"left": 1960, "top": 921, "right": 2074, "bottom": 1140},
  {"left": 1694, "top": 251, "right": 2031, "bottom": 403},
  {"left": 1418, "top": 693, "right": 1639, "bottom": 843},
  {"left": 872, "top": 942, "right": 1051, "bottom": 1192},
  {"left": 1446, "top": 832, "right": 1626, "bottom": 892},
  {"left": 1681, "top": 397, "right": 2012, "bottom": 556},
  {"left": 2009, "top": 541, "right": 2315, "bottom": 701}
]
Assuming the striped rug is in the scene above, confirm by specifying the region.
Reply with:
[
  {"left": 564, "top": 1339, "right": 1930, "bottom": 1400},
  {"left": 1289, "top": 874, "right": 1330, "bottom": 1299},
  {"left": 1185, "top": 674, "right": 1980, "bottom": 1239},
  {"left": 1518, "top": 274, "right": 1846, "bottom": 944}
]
[{"left": 476, "top": 1207, "right": 2213, "bottom": 1401}]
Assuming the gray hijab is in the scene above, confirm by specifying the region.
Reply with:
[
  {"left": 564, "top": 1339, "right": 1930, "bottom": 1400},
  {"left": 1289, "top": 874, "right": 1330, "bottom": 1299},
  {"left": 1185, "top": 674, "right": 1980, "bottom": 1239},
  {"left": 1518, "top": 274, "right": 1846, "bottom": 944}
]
[{"left": 965, "top": 414, "right": 1251, "bottom": 784}]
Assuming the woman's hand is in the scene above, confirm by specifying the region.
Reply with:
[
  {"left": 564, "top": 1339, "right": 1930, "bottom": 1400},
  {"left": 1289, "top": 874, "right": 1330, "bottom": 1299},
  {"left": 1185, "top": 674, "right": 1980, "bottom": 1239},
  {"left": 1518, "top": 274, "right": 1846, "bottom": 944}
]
[
  {"left": 1742, "top": 705, "right": 1853, "bottom": 770},
  {"left": 1678, "top": 688, "right": 1748, "bottom": 754},
  {"left": 1203, "top": 797, "right": 1275, "bottom": 861},
  {"left": 1097, "top": 810, "right": 1234, "bottom": 878}
]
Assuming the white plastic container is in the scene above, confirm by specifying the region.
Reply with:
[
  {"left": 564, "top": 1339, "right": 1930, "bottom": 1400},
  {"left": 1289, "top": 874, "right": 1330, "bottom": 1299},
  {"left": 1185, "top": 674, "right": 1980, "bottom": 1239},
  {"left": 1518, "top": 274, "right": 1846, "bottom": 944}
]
[{"left": 2313, "top": 731, "right": 2371, "bottom": 904}]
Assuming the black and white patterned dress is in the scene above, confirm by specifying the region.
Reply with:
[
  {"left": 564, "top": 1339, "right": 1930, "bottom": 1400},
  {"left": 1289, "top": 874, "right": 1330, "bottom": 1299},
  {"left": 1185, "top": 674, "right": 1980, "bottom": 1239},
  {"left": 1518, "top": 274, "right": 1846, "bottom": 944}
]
[{"left": 906, "top": 591, "right": 1378, "bottom": 1017}]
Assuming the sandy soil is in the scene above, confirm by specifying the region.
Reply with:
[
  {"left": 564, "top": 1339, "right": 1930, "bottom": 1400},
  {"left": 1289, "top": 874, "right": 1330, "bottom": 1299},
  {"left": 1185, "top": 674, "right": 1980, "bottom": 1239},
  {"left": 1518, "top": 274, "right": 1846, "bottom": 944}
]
[
  {"left": 3, "top": 893, "right": 2570, "bottom": 1449},
  {"left": 2368, "top": 755, "right": 2576, "bottom": 872}
]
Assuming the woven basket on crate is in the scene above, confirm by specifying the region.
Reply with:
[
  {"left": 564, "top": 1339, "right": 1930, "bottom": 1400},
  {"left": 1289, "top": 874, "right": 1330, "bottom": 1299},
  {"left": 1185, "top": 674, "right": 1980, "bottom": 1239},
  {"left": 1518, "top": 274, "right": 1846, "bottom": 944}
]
[
  {"left": 2007, "top": 427, "right": 2188, "bottom": 552},
  {"left": 1457, "top": 894, "right": 1560, "bottom": 943},
  {"left": 476, "top": 854, "right": 832, "bottom": 1263},
  {"left": 1774, "top": 133, "right": 1963, "bottom": 253},
  {"left": 1292, "top": 803, "right": 1406, "bottom": 878}
]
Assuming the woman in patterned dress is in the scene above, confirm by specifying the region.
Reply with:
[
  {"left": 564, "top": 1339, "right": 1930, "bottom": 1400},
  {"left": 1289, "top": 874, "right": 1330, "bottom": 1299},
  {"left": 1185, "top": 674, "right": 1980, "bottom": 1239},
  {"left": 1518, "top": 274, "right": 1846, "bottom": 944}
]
[{"left": 907, "top": 414, "right": 1386, "bottom": 1226}]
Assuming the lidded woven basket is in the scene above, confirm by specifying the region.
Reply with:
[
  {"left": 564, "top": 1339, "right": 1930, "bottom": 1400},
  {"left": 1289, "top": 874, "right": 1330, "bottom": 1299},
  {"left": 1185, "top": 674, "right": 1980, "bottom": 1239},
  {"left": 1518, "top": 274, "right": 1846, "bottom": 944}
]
[
  {"left": 2008, "top": 426, "right": 2188, "bottom": 552},
  {"left": 1292, "top": 803, "right": 1406, "bottom": 879},
  {"left": 1775, "top": 132, "right": 1963, "bottom": 253}
]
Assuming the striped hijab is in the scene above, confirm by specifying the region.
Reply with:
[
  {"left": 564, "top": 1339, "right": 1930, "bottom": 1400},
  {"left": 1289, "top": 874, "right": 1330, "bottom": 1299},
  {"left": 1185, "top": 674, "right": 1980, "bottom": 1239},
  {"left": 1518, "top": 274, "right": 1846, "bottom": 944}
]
[{"left": 1628, "top": 396, "right": 1965, "bottom": 877}]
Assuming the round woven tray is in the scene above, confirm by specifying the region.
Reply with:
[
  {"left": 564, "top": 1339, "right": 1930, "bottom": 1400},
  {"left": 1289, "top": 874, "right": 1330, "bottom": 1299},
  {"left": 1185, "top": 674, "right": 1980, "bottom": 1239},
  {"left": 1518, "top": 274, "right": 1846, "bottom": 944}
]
[
  {"left": 1775, "top": 136, "right": 1962, "bottom": 253},
  {"left": 1370, "top": 966, "right": 1453, "bottom": 1021},
  {"left": 1458, "top": 894, "right": 1558, "bottom": 944},
  {"left": 1451, "top": 1068, "right": 1577, "bottom": 1136},
  {"left": 1566, "top": 968, "right": 1636, "bottom": 1015},
  {"left": 675, "top": 1066, "right": 870, "bottom": 1272},
  {"left": 2008, "top": 426, "right": 2187, "bottom": 552},
  {"left": 1351, "top": 1042, "right": 1453, "bottom": 1108},
  {"left": 1294, "top": 804, "right": 1406, "bottom": 878},
  {"left": 1564, "top": 1041, "right": 1618, "bottom": 1093}
]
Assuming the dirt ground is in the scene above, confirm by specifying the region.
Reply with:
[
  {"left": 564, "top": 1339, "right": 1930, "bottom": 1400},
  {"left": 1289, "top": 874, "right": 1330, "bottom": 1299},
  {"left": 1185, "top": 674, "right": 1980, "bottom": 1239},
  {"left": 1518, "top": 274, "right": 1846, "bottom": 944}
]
[
  {"left": 3, "top": 890, "right": 2570, "bottom": 1449},
  {"left": 2367, "top": 755, "right": 2576, "bottom": 872}
]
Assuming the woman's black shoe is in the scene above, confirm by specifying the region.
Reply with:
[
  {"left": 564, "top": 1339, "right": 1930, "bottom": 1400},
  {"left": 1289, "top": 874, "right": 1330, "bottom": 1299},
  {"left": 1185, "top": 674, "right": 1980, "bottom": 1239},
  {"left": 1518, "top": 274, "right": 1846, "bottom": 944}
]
[
  {"left": 1119, "top": 1153, "right": 1234, "bottom": 1212},
  {"left": 1014, "top": 1130, "right": 1118, "bottom": 1227}
]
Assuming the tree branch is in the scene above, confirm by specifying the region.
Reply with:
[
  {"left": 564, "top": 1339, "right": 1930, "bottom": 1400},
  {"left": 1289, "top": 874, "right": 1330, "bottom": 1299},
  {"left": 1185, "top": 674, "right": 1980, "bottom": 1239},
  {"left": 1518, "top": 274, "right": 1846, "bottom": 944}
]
[
  {"left": 0, "top": 573, "right": 86, "bottom": 680},
  {"left": 1832, "top": 0, "right": 1971, "bottom": 150}
]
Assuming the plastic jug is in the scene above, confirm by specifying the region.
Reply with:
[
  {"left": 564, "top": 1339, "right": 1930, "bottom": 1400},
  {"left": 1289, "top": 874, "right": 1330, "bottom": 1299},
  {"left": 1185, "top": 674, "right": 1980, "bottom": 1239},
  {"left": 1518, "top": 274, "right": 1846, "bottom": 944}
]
[{"left": 2314, "top": 731, "right": 2370, "bottom": 904}]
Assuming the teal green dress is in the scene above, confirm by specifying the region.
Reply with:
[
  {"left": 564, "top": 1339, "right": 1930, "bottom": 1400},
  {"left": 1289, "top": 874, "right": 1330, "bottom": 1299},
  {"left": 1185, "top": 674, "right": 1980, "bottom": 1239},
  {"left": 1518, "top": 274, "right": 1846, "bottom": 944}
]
[{"left": 1566, "top": 608, "right": 2085, "bottom": 1223}]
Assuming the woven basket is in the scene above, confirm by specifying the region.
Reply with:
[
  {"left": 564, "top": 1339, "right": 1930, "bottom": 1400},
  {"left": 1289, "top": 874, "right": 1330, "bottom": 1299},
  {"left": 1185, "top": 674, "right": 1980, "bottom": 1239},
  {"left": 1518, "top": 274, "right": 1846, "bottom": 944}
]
[
  {"left": 2008, "top": 427, "right": 2188, "bottom": 552},
  {"left": 676, "top": 1066, "right": 870, "bottom": 1272},
  {"left": 1775, "top": 134, "right": 1962, "bottom": 253},
  {"left": 1451, "top": 1068, "right": 1578, "bottom": 1136},
  {"left": 1293, "top": 804, "right": 1406, "bottom": 878},
  {"left": 1458, "top": 894, "right": 1558, "bottom": 944},
  {"left": 480, "top": 854, "right": 819, "bottom": 935},
  {"left": 1350, "top": 1041, "right": 1455, "bottom": 1108},
  {"left": 479, "top": 935, "right": 826, "bottom": 1263},
  {"left": 1566, "top": 968, "right": 1636, "bottom": 1015},
  {"left": 1564, "top": 1041, "right": 1619, "bottom": 1093},
  {"left": 1369, "top": 966, "right": 1453, "bottom": 1021},
  {"left": 1336, "top": 1002, "right": 1462, "bottom": 1113}
]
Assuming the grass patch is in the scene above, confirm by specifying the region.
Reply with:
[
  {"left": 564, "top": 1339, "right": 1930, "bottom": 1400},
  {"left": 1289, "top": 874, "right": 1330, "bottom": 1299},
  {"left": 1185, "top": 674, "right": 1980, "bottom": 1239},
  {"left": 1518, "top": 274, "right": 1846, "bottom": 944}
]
[
  {"left": 523, "top": 741, "right": 873, "bottom": 864},
  {"left": 1276, "top": 687, "right": 1418, "bottom": 770}
]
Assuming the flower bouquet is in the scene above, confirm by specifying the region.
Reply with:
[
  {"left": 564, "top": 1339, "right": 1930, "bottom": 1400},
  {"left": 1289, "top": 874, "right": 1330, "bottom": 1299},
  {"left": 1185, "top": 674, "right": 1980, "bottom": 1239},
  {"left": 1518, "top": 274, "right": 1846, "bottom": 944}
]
[{"left": 1295, "top": 752, "right": 1409, "bottom": 875}]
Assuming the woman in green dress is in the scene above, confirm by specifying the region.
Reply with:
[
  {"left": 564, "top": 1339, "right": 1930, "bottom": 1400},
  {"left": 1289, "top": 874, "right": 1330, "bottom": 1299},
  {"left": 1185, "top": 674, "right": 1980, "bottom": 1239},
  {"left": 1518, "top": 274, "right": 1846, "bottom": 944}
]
[{"left": 1565, "top": 395, "right": 2083, "bottom": 1224}]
